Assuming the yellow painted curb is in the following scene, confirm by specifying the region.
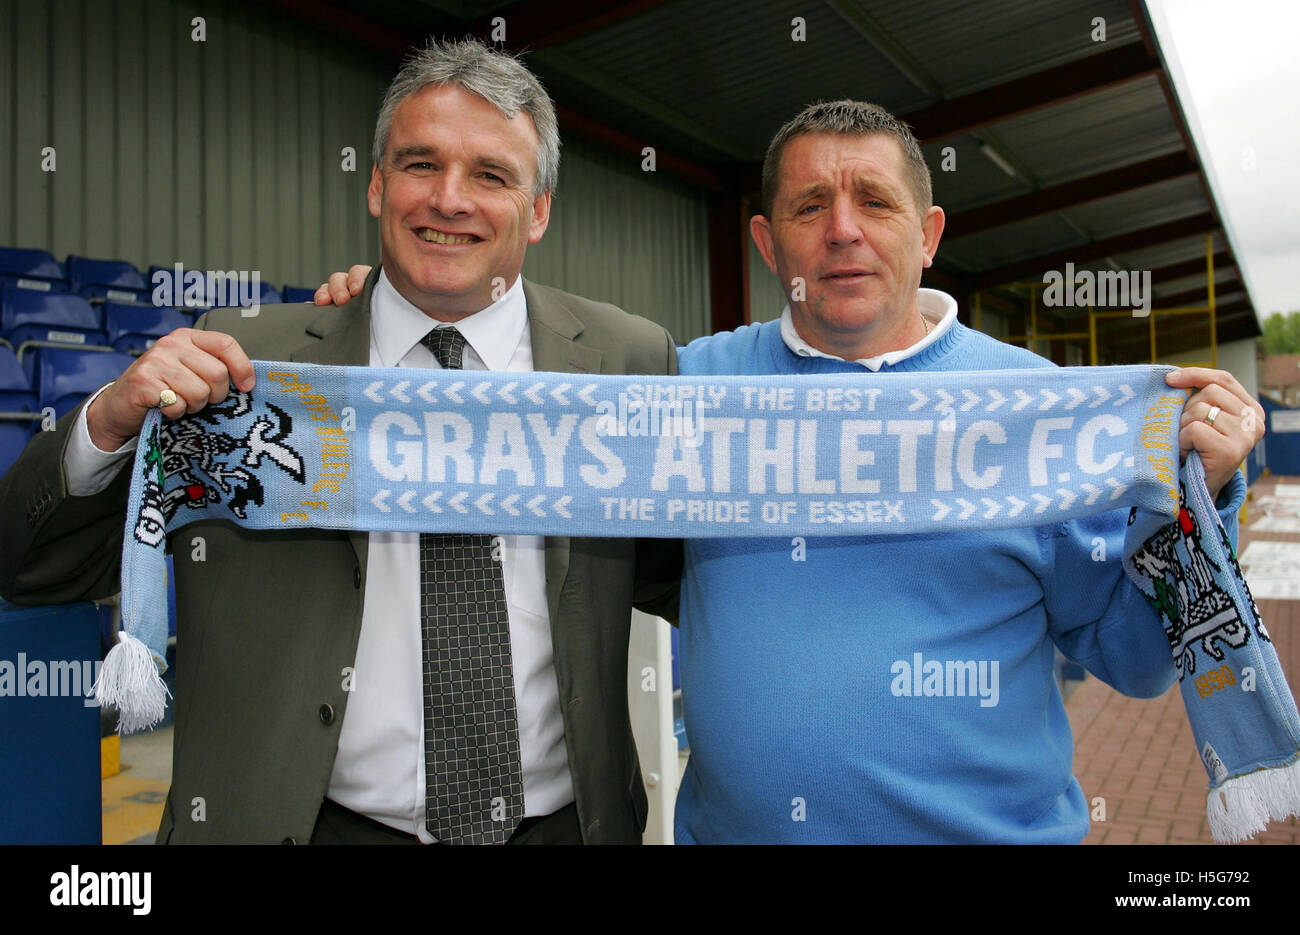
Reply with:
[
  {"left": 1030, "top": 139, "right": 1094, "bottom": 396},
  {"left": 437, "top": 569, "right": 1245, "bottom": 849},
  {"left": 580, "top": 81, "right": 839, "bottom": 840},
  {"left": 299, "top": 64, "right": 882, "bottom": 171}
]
[
  {"left": 101, "top": 734, "right": 120, "bottom": 779},
  {"left": 102, "top": 775, "right": 168, "bottom": 845}
]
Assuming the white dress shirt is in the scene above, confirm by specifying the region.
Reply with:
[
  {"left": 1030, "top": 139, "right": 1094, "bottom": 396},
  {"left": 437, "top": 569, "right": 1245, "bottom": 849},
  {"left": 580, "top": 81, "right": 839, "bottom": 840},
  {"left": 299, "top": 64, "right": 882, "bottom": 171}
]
[
  {"left": 64, "top": 271, "right": 573, "bottom": 841},
  {"left": 779, "top": 288, "right": 957, "bottom": 369}
]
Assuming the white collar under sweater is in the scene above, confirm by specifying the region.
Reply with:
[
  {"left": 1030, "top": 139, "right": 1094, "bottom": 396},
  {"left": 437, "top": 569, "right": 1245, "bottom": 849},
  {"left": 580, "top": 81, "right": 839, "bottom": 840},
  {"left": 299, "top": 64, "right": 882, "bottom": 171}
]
[{"left": 779, "top": 288, "right": 958, "bottom": 372}]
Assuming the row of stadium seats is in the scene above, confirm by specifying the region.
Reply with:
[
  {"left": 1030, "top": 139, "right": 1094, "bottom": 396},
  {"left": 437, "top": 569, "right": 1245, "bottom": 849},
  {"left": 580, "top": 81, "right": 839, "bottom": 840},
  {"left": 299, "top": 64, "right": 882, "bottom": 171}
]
[
  {"left": 0, "top": 246, "right": 317, "bottom": 307},
  {"left": 0, "top": 344, "right": 136, "bottom": 475},
  {"left": 0, "top": 244, "right": 319, "bottom": 479},
  {"left": 2, "top": 289, "right": 193, "bottom": 359}
]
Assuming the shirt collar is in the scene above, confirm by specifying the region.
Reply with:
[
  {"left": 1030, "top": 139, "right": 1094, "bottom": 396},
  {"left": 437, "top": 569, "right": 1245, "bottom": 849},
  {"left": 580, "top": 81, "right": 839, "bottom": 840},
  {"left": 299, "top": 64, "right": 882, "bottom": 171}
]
[
  {"left": 370, "top": 271, "right": 528, "bottom": 371},
  {"left": 778, "top": 288, "right": 957, "bottom": 372}
]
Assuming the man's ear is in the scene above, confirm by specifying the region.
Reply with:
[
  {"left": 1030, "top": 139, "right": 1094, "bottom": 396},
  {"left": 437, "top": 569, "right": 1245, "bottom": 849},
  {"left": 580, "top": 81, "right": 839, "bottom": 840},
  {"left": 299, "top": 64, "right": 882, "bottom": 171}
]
[
  {"left": 750, "top": 214, "right": 779, "bottom": 275},
  {"left": 920, "top": 205, "right": 945, "bottom": 268},
  {"left": 366, "top": 163, "right": 384, "bottom": 219},
  {"left": 528, "top": 191, "right": 552, "bottom": 244}
]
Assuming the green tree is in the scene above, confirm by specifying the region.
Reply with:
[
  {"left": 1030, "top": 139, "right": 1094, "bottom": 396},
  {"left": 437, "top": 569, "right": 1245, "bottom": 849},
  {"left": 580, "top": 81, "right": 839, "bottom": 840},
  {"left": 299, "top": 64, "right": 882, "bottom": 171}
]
[{"left": 1262, "top": 311, "right": 1300, "bottom": 354}]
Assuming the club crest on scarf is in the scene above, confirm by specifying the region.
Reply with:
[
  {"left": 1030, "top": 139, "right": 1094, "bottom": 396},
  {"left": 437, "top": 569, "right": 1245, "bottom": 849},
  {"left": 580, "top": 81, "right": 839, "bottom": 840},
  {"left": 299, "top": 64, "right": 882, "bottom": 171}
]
[
  {"left": 130, "top": 423, "right": 168, "bottom": 548},
  {"left": 145, "top": 390, "right": 308, "bottom": 530},
  {"left": 1128, "top": 482, "right": 1269, "bottom": 682}
]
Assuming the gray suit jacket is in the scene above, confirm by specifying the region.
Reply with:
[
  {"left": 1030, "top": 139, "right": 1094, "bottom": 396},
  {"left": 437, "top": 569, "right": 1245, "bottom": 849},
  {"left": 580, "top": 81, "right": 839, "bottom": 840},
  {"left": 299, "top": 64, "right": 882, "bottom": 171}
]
[{"left": 0, "top": 268, "right": 682, "bottom": 843}]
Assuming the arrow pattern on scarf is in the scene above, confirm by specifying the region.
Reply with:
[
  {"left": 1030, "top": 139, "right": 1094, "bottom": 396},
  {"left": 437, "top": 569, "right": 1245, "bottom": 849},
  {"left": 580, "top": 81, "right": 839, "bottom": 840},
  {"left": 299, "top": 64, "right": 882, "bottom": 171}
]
[
  {"left": 356, "top": 380, "right": 602, "bottom": 408},
  {"left": 902, "top": 385, "right": 1135, "bottom": 414},
  {"left": 372, "top": 490, "right": 578, "bottom": 518},
  {"left": 929, "top": 493, "right": 1080, "bottom": 522}
]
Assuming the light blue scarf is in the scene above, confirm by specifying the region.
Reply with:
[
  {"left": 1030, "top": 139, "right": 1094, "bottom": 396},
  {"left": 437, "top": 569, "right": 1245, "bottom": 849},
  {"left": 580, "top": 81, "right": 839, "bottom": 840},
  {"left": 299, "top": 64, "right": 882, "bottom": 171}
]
[{"left": 97, "top": 361, "right": 1300, "bottom": 842}]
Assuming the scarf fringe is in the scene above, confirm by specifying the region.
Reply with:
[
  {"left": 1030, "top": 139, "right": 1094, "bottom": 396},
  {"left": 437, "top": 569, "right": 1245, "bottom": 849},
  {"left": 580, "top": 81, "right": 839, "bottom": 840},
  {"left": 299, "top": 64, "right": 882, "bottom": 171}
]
[
  {"left": 92, "top": 632, "right": 171, "bottom": 735},
  {"left": 1206, "top": 756, "right": 1300, "bottom": 843}
]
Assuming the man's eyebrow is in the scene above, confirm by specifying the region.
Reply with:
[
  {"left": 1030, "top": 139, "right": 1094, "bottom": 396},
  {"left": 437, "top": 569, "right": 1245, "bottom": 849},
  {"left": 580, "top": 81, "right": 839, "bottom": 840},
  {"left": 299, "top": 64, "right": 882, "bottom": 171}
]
[
  {"left": 852, "top": 175, "right": 903, "bottom": 199},
  {"left": 786, "top": 181, "right": 831, "bottom": 204},
  {"left": 391, "top": 145, "right": 435, "bottom": 162},
  {"left": 388, "top": 146, "right": 523, "bottom": 179},
  {"left": 477, "top": 157, "right": 521, "bottom": 178}
]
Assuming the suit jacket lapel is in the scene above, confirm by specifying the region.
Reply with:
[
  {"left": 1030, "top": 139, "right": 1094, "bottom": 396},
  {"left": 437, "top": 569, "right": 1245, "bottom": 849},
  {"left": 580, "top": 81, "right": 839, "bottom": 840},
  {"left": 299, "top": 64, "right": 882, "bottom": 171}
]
[
  {"left": 289, "top": 267, "right": 380, "bottom": 579},
  {"left": 522, "top": 279, "right": 602, "bottom": 625}
]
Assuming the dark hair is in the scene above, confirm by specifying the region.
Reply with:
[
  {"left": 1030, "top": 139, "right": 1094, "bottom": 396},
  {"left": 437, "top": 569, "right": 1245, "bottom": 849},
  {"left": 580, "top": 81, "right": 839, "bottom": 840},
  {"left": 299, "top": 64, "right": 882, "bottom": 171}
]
[{"left": 761, "top": 99, "right": 931, "bottom": 216}]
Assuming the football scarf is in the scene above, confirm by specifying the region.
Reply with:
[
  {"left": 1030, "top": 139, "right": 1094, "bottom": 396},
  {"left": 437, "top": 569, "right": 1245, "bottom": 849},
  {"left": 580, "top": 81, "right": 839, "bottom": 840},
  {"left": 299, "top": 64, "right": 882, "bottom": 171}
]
[{"left": 97, "top": 361, "right": 1300, "bottom": 842}]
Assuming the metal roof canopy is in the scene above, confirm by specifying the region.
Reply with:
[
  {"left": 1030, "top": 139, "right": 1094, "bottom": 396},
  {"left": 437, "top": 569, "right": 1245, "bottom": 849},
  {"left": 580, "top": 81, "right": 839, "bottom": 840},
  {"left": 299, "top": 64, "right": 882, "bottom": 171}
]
[{"left": 264, "top": 0, "right": 1259, "bottom": 358}]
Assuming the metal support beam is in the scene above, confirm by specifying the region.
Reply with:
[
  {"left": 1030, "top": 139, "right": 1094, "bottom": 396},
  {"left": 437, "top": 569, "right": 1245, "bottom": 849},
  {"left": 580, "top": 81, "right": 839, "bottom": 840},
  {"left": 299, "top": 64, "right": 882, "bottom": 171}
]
[
  {"left": 903, "top": 43, "right": 1160, "bottom": 142},
  {"left": 945, "top": 152, "right": 1198, "bottom": 238},
  {"left": 973, "top": 213, "right": 1218, "bottom": 289},
  {"left": 825, "top": 0, "right": 944, "bottom": 99},
  {"left": 1150, "top": 251, "right": 1234, "bottom": 283},
  {"left": 535, "top": 48, "right": 753, "bottom": 161},
  {"left": 479, "top": 0, "right": 673, "bottom": 52},
  {"left": 708, "top": 191, "right": 747, "bottom": 334},
  {"left": 1155, "top": 284, "right": 1242, "bottom": 310},
  {"left": 262, "top": 0, "right": 732, "bottom": 192},
  {"left": 1207, "top": 233, "right": 1218, "bottom": 368},
  {"left": 553, "top": 104, "right": 728, "bottom": 191},
  {"left": 262, "top": 0, "right": 417, "bottom": 57}
]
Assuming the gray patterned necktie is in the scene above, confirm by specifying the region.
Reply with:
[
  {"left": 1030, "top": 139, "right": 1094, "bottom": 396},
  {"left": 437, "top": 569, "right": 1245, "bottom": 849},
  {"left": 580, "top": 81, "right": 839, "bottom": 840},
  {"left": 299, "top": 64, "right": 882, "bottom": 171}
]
[{"left": 418, "top": 327, "right": 524, "bottom": 844}]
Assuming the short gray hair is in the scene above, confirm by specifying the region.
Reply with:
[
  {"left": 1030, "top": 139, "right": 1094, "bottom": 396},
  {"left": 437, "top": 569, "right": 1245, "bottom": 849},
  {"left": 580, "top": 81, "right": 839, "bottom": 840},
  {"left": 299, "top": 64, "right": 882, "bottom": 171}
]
[
  {"left": 371, "top": 37, "right": 560, "bottom": 196},
  {"left": 760, "top": 100, "right": 931, "bottom": 216}
]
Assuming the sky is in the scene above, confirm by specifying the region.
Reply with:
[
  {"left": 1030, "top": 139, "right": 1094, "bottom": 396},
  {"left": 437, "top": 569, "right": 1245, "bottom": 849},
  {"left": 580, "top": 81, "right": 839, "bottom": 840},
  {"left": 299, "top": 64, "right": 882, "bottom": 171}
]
[{"left": 1146, "top": 0, "right": 1300, "bottom": 320}]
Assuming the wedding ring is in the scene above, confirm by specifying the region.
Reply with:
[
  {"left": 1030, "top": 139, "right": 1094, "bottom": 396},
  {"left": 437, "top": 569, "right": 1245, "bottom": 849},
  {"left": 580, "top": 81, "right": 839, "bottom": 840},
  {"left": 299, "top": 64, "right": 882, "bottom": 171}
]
[
  {"left": 1205, "top": 405, "right": 1221, "bottom": 427},
  {"left": 158, "top": 388, "right": 179, "bottom": 408}
]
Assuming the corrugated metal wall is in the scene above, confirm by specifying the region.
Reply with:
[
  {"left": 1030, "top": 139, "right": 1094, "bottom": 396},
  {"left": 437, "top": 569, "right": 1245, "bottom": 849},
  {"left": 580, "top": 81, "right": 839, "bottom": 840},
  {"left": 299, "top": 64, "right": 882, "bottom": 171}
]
[
  {"left": 524, "top": 135, "right": 711, "bottom": 343},
  {"left": 0, "top": 0, "right": 711, "bottom": 341},
  {"left": 1, "top": 0, "right": 388, "bottom": 286}
]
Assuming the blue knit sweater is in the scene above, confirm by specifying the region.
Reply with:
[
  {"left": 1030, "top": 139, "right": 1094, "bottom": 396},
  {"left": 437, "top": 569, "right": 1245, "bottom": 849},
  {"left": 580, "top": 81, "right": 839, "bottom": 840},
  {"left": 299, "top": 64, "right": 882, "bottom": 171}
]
[{"left": 673, "top": 317, "right": 1245, "bottom": 843}]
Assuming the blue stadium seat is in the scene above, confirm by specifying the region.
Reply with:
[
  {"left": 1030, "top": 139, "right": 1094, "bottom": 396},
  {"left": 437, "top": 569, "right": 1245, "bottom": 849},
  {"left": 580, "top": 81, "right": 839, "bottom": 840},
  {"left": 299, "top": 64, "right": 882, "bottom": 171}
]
[
  {"left": 0, "top": 345, "right": 41, "bottom": 477},
  {"left": 150, "top": 266, "right": 270, "bottom": 310},
  {"left": 66, "top": 255, "right": 145, "bottom": 293},
  {"left": 148, "top": 264, "right": 214, "bottom": 312},
  {"left": 282, "top": 285, "right": 316, "bottom": 303},
  {"left": 0, "top": 248, "right": 68, "bottom": 295},
  {"left": 0, "top": 247, "right": 64, "bottom": 280},
  {"left": 1, "top": 288, "right": 108, "bottom": 352},
  {"left": 0, "top": 274, "right": 70, "bottom": 294},
  {"left": 34, "top": 347, "right": 134, "bottom": 420},
  {"left": 255, "top": 282, "right": 282, "bottom": 306},
  {"left": 0, "top": 345, "right": 36, "bottom": 405},
  {"left": 104, "top": 302, "right": 191, "bottom": 354},
  {"left": 68, "top": 254, "right": 151, "bottom": 303},
  {"left": 206, "top": 274, "right": 274, "bottom": 309},
  {"left": 79, "top": 284, "right": 153, "bottom": 304}
]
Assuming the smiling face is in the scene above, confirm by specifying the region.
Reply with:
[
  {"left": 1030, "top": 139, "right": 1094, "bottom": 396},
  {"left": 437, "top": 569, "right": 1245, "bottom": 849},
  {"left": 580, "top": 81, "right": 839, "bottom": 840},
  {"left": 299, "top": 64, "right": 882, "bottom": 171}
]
[
  {"left": 751, "top": 132, "right": 945, "bottom": 360},
  {"left": 367, "top": 82, "right": 551, "bottom": 321}
]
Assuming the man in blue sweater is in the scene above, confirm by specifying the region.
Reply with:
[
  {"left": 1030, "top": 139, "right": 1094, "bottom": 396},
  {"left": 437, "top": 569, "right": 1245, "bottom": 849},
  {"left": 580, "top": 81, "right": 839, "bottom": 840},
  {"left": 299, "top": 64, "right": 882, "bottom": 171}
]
[
  {"left": 668, "top": 100, "right": 1262, "bottom": 843},
  {"left": 319, "top": 101, "right": 1264, "bottom": 843}
]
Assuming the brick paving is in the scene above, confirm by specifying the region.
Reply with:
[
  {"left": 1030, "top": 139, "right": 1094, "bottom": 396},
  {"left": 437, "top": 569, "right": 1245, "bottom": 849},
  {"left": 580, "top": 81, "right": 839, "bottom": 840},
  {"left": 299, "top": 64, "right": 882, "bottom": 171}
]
[{"left": 1070, "top": 473, "right": 1300, "bottom": 845}]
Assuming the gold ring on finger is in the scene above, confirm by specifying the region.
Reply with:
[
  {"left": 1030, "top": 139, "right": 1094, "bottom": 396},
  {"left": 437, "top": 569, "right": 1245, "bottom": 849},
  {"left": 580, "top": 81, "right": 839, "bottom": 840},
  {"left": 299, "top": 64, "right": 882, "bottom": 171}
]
[
  {"left": 1205, "top": 405, "right": 1221, "bottom": 427},
  {"left": 158, "top": 388, "right": 179, "bottom": 408}
]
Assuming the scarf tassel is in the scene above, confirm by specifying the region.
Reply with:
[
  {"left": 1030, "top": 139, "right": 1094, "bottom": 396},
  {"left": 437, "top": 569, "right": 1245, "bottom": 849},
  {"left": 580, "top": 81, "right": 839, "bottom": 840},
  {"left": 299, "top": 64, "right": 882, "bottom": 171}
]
[
  {"left": 92, "top": 631, "right": 172, "bottom": 735},
  {"left": 1207, "top": 756, "right": 1300, "bottom": 843}
]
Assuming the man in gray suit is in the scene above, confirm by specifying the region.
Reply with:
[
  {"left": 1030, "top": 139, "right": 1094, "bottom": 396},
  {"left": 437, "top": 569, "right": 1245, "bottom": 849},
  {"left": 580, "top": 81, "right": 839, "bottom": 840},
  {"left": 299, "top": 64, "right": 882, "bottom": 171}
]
[{"left": 0, "top": 38, "right": 680, "bottom": 844}]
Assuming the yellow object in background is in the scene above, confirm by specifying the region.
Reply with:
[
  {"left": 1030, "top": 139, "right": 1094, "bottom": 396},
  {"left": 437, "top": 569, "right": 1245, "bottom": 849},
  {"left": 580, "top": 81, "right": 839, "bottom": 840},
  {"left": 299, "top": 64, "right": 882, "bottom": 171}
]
[{"left": 101, "top": 734, "right": 120, "bottom": 779}]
